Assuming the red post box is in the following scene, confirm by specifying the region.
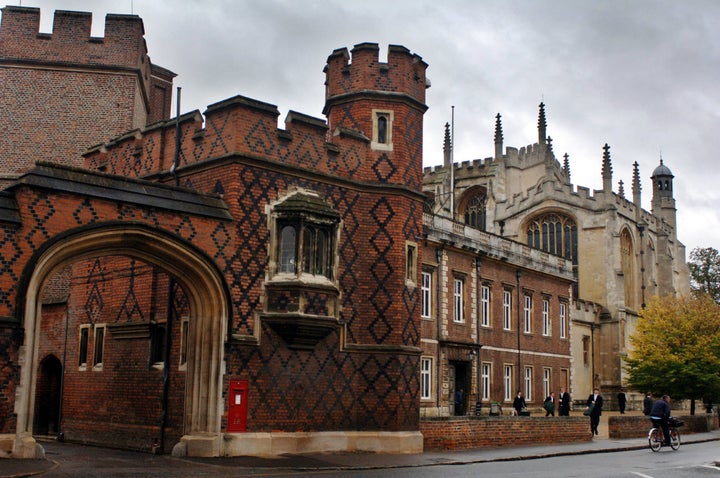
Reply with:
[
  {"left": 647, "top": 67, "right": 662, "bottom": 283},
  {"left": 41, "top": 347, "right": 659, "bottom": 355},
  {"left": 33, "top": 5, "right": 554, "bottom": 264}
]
[{"left": 227, "top": 380, "right": 248, "bottom": 432}]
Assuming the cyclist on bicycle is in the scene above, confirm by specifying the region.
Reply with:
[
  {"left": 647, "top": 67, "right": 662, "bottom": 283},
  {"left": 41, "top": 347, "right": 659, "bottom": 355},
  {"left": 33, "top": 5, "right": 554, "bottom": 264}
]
[{"left": 649, "top": 395, "right": 672, "bottom": 446}]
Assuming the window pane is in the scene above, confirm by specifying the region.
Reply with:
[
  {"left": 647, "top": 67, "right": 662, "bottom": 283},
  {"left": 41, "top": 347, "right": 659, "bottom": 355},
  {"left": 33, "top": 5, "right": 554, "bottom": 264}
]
[
  {"left": 378, "top": 115, "right": 387, "bottom": 143},
  {"left": 79, "top": 328, "right": 89, "bottom": 366},
  {"left": 93, "top": 327, "right": 104, "bottom": 366},
  {"left": 315, "top": 228, "right": 328, "bottom": 276},
  {"left": 421, "top": 272, "right": 432, "bottom": 318},
  {"left": 279, "top": 225, "right": 296, "bottom": 273},
  {"left": 421, "top": 358, "right": 432, "bottom": 399},
  {"left": 302, "top": 227, "right": 314, "bottom": 274}
]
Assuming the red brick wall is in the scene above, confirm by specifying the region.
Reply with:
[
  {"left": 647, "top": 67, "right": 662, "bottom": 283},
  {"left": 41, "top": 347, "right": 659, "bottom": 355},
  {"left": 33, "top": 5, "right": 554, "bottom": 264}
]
[
  {"left": 421, "top": 416, "right": 591, "bottom": 450},
  {"left": 35, "top": 256, "right": 189, "bottom": 452},
  {"left": 0, "top": 41, "right": 427, "bottom": 446},
  {"left": 608, "top": 413, "right": 719, "bottom": 439},
  {"left": 0, "top": 6, "right": 172, "bottom": 181},
  {"left": 420, "top": 240, "right": 572, "bottom": 412}
]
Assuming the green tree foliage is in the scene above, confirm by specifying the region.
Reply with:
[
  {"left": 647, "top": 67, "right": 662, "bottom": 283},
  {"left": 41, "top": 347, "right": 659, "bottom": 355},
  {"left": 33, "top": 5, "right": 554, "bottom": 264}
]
[
  {"left": 625, "top": 294, "right": 720, "bottom": 410},
  {"left": 688, "top": 247, "right": 720, "bottom": 303}
]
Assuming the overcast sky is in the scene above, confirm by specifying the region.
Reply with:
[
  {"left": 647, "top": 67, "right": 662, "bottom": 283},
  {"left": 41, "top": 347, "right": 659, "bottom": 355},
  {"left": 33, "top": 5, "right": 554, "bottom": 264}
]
[{"left": 7, "top": 0, "right": 720, "bottom": 256}]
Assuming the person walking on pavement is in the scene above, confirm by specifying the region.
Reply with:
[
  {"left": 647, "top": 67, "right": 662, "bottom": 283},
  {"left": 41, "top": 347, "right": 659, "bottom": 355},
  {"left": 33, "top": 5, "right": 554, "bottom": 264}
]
[
  {"left": 643, "top": 391, "right": 653, "bottom": 415},
  {"left": 617, "top": 388, "right": 627, "bottom": 414},
  {"left": 543, "top": 392, "right": 556, "bottom": 416},
  {"left": 558, "top": 387, "right": 571, "bottom": 416},
  {"left": 586, "top": 388, "right": 603, "bottom": 435},
  {"left": 513, "top": 390, "right": 526, "bottom": 416}
]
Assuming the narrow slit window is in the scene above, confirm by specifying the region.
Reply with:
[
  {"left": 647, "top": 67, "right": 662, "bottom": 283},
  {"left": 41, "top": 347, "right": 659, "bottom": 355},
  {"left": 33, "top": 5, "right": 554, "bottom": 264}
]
[
  {"left": 78, "top": 326, "right": 89, "bottom": 368},
  {"left": 93, "top": 325, "right": 105, "bottom": 369},
  {"left": 377, "top": 115, "right": 388, "bottom": 144}
]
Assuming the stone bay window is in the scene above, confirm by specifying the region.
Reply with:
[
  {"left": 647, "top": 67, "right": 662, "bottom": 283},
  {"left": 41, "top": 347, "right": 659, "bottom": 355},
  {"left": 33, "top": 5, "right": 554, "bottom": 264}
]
[{"left": 264, "top": 191, "right": 341, "bottom": 349}]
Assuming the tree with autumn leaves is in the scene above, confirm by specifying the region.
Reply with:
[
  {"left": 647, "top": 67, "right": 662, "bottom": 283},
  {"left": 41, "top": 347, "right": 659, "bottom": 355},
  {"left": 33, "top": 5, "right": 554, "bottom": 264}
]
[
  {"left": 625, "top": 293, "right": 720, "bottom": 414},
  {"left": 688, "top": 247, "right": 720, "bottom": 303}
]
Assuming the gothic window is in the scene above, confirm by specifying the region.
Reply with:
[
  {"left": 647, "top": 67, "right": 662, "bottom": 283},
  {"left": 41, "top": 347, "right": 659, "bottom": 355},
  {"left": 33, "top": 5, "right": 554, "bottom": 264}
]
[
  {"left": 620, "top": 228, "right": 637, "bottom": 309},
  {"left": 372, "top": 110, "right": 394, "bottom": 151},
  {"left": 273, "top": 192, "right": 340, "bottom": 281},
  {"left": 377, "top": 115, "right": 388, "bottom": 144},
  {"left": 463, "top": 191, "right": 487, "bottom": 231},
  {"left": 423, "top": 193, "right": 436, "bottom": 214},
  {"left": 526, "top": 213, "right": 577, "bottom": 264}
]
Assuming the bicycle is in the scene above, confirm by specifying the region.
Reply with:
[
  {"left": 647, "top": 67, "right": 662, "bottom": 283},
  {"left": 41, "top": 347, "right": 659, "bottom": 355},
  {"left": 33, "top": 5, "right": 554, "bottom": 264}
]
[{"left": 648, "top": 417, "right": 683, "bottom": 452}]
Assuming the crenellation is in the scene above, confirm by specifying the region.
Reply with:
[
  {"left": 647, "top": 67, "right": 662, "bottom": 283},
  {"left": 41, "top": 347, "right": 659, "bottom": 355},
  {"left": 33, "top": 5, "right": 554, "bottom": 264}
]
[
  {"left": 0, "top": 6, "right": 40, "bottom": 39},
  {"left": 205, "top": 94, "right": 279, "bottom": 117},
  {"left": 285, "top": 111, "right": 327, "bottom": 131},
  {"left": 0, "top": 7, "right": 148, "bottom": 69},
  {"left": 324, "top": 42, "right": 428, "bottom": 107},
  {"left": 52, "top": 10, "right": 92, "bottom": 39}
]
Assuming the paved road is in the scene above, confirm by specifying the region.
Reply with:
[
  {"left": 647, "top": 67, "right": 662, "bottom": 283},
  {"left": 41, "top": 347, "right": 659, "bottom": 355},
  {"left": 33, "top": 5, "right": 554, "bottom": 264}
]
[{"left": 2, "top": 413, "right": 719, "bottom": 478}]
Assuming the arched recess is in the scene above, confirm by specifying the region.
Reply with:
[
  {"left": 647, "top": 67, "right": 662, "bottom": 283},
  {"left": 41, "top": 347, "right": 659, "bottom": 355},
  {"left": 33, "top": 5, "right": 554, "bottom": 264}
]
[
  {"left": 458, "top": 186, "right": 488, "bottom": 231},
  {"left": 524, "top": 209, "right": 578, "bottom": 263},
  {"left": 13, "top": 223, "right": 230, "bottom": 458},
  {"left": 620, "top": 227, "right": 637, "bottom": 310}
]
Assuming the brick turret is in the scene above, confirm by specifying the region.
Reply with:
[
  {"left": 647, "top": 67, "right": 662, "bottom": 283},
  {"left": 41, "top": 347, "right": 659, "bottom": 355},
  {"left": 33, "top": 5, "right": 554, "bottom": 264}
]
[{"left": 323, "top": 43, "right": 429, "bottom": 190}]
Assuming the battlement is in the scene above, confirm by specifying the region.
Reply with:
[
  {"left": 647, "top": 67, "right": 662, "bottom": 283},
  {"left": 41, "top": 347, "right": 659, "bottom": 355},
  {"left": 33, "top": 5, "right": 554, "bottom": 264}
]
[
  {"left": 323, "top": 43, "right": 428, "bottom": 108},
  {"left": 83, "top": 92, "right": 368, "bottom": 181},
  {"left": 1, "top": 6, "right": 148, "bottom": 72}
]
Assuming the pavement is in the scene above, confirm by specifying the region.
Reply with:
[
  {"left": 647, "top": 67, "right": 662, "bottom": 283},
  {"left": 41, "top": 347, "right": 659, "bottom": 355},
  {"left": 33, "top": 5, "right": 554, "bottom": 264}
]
[{"left": 2, "top": 413, "right": 720, "bottom": 477}]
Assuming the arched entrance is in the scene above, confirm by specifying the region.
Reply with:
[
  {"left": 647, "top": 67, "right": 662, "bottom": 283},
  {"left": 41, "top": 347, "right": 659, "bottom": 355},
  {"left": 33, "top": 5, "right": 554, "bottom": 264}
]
[
  {"left": 13, "top": 224, "right": 230, "bottom": 458},
  {"left": 33, "top": 355, "right": 62, "bottom": 436}
]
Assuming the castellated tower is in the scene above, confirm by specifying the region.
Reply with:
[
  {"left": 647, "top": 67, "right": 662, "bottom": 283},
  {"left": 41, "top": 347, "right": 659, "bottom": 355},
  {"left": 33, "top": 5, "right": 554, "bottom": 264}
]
[
  {"left": 0, "top": 6, "right": 174, "bottom": 185},
  {"left": 323, "top": 43, "right": 428, "bottom": 190}
]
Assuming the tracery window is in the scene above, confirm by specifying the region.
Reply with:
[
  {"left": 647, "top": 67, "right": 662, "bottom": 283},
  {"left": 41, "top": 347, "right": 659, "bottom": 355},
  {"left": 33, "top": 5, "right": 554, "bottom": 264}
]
[
  {"left": 526, "top": 213, "right": 577, "bottom": 263},
  {"left": 464, "top": 192, "right": 487, "bottom": 231},
  {"left": 620, "top": 228, "right": 637, "bottom": 309}
]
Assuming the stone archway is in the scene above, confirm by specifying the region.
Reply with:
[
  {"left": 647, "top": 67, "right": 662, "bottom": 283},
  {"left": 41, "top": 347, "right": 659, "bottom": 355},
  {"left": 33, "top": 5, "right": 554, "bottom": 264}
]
[{"left": 13, "top": 224, "right": 230, "bottom": 458}]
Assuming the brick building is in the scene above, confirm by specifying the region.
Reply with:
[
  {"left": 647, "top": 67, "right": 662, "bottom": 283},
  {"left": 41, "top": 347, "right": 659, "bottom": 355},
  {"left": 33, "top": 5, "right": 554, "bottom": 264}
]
[
  {"left": 0, "top": 6, "right": 174, "bottom": 185},
  {"left": 0, "top": 6, "right": 430, "bottom": 458},
  {"left": 423, "top": 104, "right": 690, "bottom": 411},
  {"left": 0, "top": 5, "right": 689, "bottom": 461}
]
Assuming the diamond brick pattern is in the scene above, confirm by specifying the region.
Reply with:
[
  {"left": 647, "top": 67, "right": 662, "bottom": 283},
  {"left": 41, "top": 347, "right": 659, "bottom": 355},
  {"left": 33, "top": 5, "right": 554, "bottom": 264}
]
[{"left": 0, "top": 41, "right": 427, "bottom": 443}]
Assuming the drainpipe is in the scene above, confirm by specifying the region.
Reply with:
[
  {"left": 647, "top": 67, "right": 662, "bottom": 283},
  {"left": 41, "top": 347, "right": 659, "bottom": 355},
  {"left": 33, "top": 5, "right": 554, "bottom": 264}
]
[
  {"left": 435, "top": 247, "right": 443, "bottom": 409},
  {"left": 474, "top": 257, "right": 482, "bottom": 414},
  {"left": 158, "top": 277, "right": 175, "bottom": 454}
]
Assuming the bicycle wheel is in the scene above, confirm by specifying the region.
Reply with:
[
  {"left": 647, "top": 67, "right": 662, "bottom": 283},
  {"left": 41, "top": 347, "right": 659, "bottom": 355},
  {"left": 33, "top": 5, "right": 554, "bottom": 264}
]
[
  {"left": 669, "top": 428, "right": 680, "bottom": 450},
  {"left": 648, "top": 428, "right": 662, "bottom": 452}
]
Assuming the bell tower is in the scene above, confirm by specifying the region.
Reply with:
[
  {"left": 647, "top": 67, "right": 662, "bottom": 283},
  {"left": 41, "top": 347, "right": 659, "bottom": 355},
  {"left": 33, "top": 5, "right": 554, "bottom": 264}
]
[{"left": 651, "top": 159, "right": 676, "bottom": 230}]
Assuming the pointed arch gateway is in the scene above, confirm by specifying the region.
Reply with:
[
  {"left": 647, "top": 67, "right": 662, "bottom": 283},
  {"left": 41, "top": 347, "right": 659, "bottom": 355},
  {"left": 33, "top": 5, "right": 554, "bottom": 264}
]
[{"left": 13, "top": 223, "right": 230, "bottom": 458}]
